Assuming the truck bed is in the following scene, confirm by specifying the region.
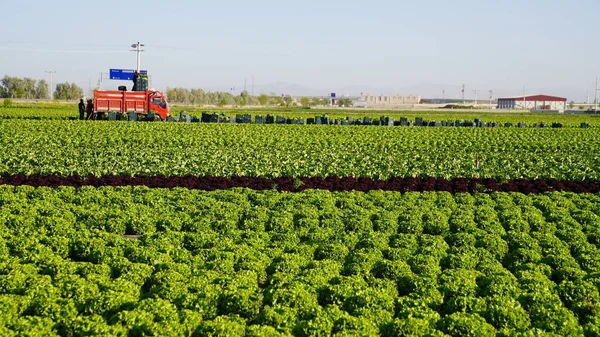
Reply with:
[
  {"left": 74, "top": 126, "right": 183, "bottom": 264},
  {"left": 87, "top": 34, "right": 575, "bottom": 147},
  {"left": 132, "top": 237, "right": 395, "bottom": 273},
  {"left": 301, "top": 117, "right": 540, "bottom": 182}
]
[{"left": 94, "top": 90, "right": 147, "bottom": 113}]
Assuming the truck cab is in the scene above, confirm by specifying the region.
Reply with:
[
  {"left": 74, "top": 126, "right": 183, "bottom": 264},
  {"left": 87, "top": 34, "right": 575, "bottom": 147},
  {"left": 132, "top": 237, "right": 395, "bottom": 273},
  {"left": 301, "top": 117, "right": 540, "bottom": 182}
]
[{"left": 148, "top": 90, "right": 170, "bottom": 120}]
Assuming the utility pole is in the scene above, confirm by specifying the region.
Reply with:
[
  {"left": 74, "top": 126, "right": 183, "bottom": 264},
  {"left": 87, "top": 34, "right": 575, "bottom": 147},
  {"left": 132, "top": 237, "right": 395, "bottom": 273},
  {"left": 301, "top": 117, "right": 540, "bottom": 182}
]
[
  {"left": 461, "top": 84, "right": 465, "bottom": 103},
  {"left": 489, "top": 90, "right": 493, "bottom": 109},
  {"left": 45, "top": 71, "right": 56, "bottom": 100},
  {"left": 244, "top": 78, "right": 247, "bottom": 93},
  {"left": 131, "top": 42, "right": 145, "bottom": 72},
  {"left": 442, "top": 89, "right": 445, "bottom": 101},
  {"left": 474, "top": 89, "right": 478, "bottom": 105},
  {"left": 592, "top": 77, "right": 598, "bottom": 111},
  {"left": 523, "top": 85, "right": 526, "bottom": 109},
  {"left": 587, "top": 92, "right": 590, "bottom": 105},
  {"left": 98, "top": 72, "right": 108, "bottom": 90}
]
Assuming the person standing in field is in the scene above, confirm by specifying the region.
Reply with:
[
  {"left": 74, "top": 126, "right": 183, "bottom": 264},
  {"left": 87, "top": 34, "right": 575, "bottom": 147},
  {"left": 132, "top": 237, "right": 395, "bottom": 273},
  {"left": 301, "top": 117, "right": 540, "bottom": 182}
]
[
  {"left": 86, "top": 99, "right": 94, "bottom": 120},
  {"left": 78, "top": 99, "right": 86, "bottom": 120}
]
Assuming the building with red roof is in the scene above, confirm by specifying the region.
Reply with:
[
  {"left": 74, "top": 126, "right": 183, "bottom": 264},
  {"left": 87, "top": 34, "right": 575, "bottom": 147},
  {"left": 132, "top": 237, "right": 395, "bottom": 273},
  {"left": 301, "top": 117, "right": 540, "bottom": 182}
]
[{"left": 497, "top": 95, "right": 567, "bottom": 110}]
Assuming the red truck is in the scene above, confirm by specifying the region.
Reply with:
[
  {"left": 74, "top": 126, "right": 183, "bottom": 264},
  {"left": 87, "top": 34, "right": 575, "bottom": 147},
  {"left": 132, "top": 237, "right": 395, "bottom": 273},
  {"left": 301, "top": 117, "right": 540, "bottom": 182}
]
[{"left": 93, "top": 89, "right": 170, "bottom": 120}]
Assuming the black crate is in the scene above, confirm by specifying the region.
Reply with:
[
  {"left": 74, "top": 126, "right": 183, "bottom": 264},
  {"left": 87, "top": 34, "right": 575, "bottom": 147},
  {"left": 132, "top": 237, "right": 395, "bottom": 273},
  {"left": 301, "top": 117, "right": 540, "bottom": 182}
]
[
  {"left": 276, "top": 116, "right": 287, "bottom": 124},
  {"left": 108, "top": 112, "right": 117, "bottom": 121},
  {"left": 307, "top": 118, "right": 315, "bottom": 125},
  {"left": 581, "top": 123, "right": 590, "bottom": 128},
  {"left": 400, "top": 117, "right": 408, "bottom": 126},
  {"left": 255, "top": 116, "right": 266, "bottom": 124},
  {"left": 146, "top": 113, "right": 156, "bottom": 121},
  {"left": 551, "top": 123, "right": 562, "bottom": 128},
  {"left": 236, "top": 114, "right": 251, "bottom": 123},
  {"left": 504, "top": 122, "right": 513, "bottom": 127},
  {"left": 415, "top": 117, "right": 423, "bottom": 126},
  {"left": 128, "top": 112, "right": 137, "bottom": 121},
  {"left": 518, "top": 122, "right": 527, "bottom": 128},
  {"left": 266, "top": 115, "right": 275, "bottom": 124},
  {"left": 363, "top": 117, "right": 372, "bottom": 125}
]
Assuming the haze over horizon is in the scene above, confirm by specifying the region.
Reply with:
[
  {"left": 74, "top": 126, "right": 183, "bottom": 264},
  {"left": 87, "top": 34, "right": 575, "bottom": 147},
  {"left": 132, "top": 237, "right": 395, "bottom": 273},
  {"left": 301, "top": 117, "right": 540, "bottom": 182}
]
[{"left": 1, "top": 0, "right": 598, "bottom": 102}]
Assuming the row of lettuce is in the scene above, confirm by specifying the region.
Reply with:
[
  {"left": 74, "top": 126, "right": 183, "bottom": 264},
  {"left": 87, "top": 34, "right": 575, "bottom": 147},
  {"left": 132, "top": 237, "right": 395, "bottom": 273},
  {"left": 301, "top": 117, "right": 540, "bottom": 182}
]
[
  {"left": 1, "top": 106, "right": 599, "bottom": 126},
  {"left": 1, "top": 186, "right": 600, "bottom": 336},
  {"left": 1, "top": 120, "right": 599, "bottom": 180}
]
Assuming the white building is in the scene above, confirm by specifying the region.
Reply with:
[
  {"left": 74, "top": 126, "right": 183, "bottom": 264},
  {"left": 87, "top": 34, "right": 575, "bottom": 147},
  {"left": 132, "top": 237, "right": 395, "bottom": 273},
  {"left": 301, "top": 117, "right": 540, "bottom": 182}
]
[{"left": 360, "top": 94, "right": 421, "bottom": 107}]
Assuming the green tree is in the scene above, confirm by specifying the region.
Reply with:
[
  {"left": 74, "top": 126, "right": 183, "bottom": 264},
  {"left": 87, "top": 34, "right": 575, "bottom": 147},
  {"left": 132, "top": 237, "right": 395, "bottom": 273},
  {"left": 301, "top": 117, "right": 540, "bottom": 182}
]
[
  {"left": 191, "top": 88, "right": 205, "bottom": 105},
  {"left": 1, "top": 75, "right": 25, "bottom": 98},
  {"left": 338, "top": 98, "right": 353, "bottom": 107},
  {"left": 35, "top": 80, "right": 50, "bottom": 99},
  {"left": 258, "top": 94, "right": 268, "bottom": 106},
  {"left": 23, "top": 78, "right": 36, "bottom": 99},
  {"left": 283, "top": 96, "right": 294, "bottom": 107},
  {"left": 234, "top": 95, "right": 247, "bottom": 106},
  {"left": 300, "top": 97, "right": 310, "bottom": 107},
  {"left": 54, "top": 82, "right": 83, "bottom": 101},
  {"left": 166, "top": 87, "right": 179, "bottom": 102},
  {"left": 312, "top": 97, "right": 327, "bottom": 106}
]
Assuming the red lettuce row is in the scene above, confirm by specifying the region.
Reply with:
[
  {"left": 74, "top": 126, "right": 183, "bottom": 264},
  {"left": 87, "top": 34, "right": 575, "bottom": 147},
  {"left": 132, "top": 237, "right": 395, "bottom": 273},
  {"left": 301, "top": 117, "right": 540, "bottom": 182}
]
[{"left": 1, "top": 174, "right": 600, "bottom": 193}]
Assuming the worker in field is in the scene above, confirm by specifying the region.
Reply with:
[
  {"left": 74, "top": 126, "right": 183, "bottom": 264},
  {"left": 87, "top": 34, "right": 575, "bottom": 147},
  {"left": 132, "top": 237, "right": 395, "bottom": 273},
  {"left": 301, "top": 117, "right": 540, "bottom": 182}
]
[
  {"left": 132, "top": 71, "right": 139, "bottom": 91},
  {"left": 86, "top": 99, "right": 94, "bottom": 120},
  {"left": 78, "top": 99, "right": 85, "bottom": 120}
]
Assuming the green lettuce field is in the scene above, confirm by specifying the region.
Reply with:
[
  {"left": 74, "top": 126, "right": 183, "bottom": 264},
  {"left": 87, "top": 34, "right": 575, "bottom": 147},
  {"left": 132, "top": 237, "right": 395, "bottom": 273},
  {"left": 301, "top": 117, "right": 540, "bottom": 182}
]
[{"left": 1, "top": 104, "right": 600, "bottom": 336}]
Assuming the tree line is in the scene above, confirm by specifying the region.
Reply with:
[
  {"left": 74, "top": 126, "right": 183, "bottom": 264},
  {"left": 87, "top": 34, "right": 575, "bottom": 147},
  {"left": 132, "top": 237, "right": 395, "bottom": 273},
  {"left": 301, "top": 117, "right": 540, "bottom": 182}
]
[
  {"left": 165, "top": 87, "right": 352, "bottom": 107},
  {"left": 0, "top": 76, "right": 353, "bottom": 107},
  {"left": 1, "top": 75, "right": 83, "bottom": 101}
]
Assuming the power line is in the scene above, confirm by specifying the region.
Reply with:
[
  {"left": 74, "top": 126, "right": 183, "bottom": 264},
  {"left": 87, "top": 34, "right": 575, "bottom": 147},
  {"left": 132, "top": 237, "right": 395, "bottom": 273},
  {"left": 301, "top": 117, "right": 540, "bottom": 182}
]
[
  {"left": 0, "top": 47, "right": 128, "bottom": 53},
  {"left": 0, "top": 40, "right": 132, "bottom": 48}
]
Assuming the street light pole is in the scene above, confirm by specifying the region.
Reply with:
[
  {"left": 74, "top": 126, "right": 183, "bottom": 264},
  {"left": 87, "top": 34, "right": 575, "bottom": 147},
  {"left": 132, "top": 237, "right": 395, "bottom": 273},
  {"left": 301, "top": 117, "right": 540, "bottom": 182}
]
[
  {"left": 131, "top": 42, "right": 145, "bottom": 72},
  {"left": 523, "top": 85, "right": 527, "bottom": 109},
  {"left": 45, "top": 71, "right": 56, "bottom": 100},
  {"left": 489, "top": 90, "right": 493, "bottom": 109},
  {"left": 595, "top": 77, "right": 598, "bottom": 112}
]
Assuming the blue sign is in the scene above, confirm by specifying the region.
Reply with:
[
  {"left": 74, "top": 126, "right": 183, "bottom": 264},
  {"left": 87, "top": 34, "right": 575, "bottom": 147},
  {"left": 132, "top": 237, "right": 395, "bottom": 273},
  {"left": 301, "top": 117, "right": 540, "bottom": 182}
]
[
  {"left": 109, "top": 69, "right": 147, "bottom": 81},
  {"left": 330, "top": 93, "right": 336, "bottom": 98}
]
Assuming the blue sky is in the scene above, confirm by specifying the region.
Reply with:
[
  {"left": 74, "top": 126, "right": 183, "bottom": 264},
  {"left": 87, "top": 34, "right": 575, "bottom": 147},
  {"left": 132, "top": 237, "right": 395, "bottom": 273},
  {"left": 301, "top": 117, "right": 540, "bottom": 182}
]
[{"left": 1, "top": 0, "right": 598, "bottom": 100}]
